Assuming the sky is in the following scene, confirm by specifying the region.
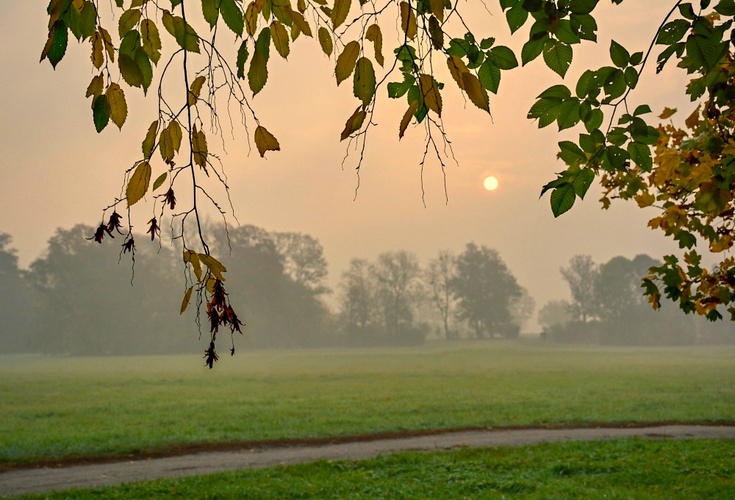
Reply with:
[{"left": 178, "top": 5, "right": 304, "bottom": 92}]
[{"left": 0, "top": 2, "right": 696, "bottom": 329}]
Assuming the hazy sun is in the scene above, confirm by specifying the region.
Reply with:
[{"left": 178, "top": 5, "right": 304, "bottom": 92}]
[{"left": 483, "top": 176, "right": 499, "bottom": 191}]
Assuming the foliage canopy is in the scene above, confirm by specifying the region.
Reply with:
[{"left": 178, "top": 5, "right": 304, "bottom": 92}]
[{"left": 42, "top": 0, "right": 735, "bottom": 363}]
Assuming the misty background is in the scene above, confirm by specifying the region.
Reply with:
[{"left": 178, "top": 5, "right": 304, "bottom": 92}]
[{"left": 1, "top": 225, "right": 732, "bottom": 356}]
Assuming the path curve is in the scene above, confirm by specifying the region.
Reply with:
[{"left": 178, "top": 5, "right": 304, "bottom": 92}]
[{"left": 2, "top": 425, "right": 735, "bottom": 497}]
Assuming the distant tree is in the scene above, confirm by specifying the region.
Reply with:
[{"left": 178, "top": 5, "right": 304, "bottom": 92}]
[
  {"left": 425, "top": 250, "right": 458, "bottom": 339},
  {"left": 452, "top": 243, "right": 522, "bottom": 339},
  {"left": 538, "top": 300, "right": 574, "bottom": 331},
  {"left": 271, "top": 232, "right": 330, "bottom": 295},
  {"left": 372, "top": 251, "right": 424, "bottom": 343},
  {"left": 208, "top": 224, "right": 329, "bottom": 349},
  {"left": 0, "top": 233, "right": 33, "bottom": 353},
  {"left": 338, "top": 258, "right": 379, "bottom": 344},
  {"left": 594, "top": 254, "right": 698, "bottom": 345},
  {"left": 560, "top": 255, "right": 599, "bottom": 323},
  {"left": 27, "top": 225, "right": 192, "bottom": 356},
  {"left": 508, "top": 287, "right": 535, "bottom": 337}
]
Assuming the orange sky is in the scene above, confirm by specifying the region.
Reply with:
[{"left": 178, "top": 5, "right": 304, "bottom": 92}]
[{"left": 0, "top": 2, "right": 695, "bottom": 328}]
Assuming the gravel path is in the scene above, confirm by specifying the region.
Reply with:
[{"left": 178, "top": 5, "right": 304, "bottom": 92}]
[{"left": 2, "top": 425, "right": 734, "bottom": 497}]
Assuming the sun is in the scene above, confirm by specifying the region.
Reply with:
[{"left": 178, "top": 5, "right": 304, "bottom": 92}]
[{"left": 483, "top": 176, "right": 499, "bottom": 191}]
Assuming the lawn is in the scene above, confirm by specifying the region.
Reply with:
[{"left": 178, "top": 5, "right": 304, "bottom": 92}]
[{"left": 1, "top": 340, "right": 733, "bottom": 465}]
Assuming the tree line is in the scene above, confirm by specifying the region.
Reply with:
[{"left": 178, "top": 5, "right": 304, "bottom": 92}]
[
  {"left": 540, "top": 254, "right": 735, "bottom": 346},
  {"left": 1, "top": 227, "right": 732, "bottom": 356}
]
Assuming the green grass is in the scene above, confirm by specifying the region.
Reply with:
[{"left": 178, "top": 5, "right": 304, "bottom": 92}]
[
  {"left": 17, "top": 438, "right": 735, "bottom": 499},
  {"left": 1, "top": 341, "right": 734, "bottom": 465}
]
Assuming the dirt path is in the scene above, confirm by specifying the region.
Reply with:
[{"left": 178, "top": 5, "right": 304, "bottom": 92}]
[{"left": 2, "top": 425, "right": 735, "bottom": 497}]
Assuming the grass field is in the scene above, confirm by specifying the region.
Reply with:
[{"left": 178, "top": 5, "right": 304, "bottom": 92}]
[{"left": 1, "top": 340, "right": 734, "bottom": 466}]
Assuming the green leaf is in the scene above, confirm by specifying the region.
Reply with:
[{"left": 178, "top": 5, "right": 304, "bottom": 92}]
[
  {"left": 550, "top": 184, "right": 577, "bottom": 217},
  {"left": 521, "top": 36, "right": 545, "bottom": 65},
  {"left": 558, "top": 141, "right": 585, "bottom": 164},
  {"left": 126, "top": 161, "right": 152, "bottom": 206},
  {"left": 201, "top": 0, "right": 220, "bottom": 27},
  {"left": 657, "top": 19, "right": 690, "bottom": 44},
  {"left": 505, "top": 5, "right": 528, "bottom": 34},
  {"left": 543, "top": 40, "right": 573, "bottom": 77},
  {"left": 572, "top": 168, "right": 595, "bottom": 198},
  {"left": 162, "top": 11, "right": 200, "bottom": 53},
  {"left": 488, "top": 46, "right": 518, "bottom": 70},
  {"left": 353, "top": 57, "right": 376, "bottom": 108},
  {"left": 609, "top": 39, "right": 630, "bottom": 68},
  {"left": 584, "top": 108, "right": 603, "bottom": 132},
  {"left": 220, "top": 0, "right": 244, "bottom": 37},
  {"left": 627, "top": 141, "right": 653, "bottom": 171},
  {"left": 153, "top": 172, "right": 168, "bottom": 191},
  {"left": 569, "top": 0, "right": 599, "bottom": 15},
  {"left": 44, "top": 21, "right": 69, "bottom": 68},
  {"left": 556, "top": 99, "right": 580, "bottom": 130},
  {"left": 236, "top": 40, "right": 249, "bottom": 79},
  {"left": 478, "top": 60, "right": 501, "bottom": 94},
  {"left": 92, "top": 94, "right": 110, "bottom": 133}
]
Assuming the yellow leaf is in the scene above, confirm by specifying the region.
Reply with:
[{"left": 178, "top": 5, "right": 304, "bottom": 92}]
[
  {"left": 340, "top": 106, "right": 366, "bottom": 141},
  {"left": 180, "top": 286, "right": 193, "bottom": 314},
  {"left": 335, "top": 40, "right": 360, "bottom": 86},
  {"left": 126, "top": 161, "right": 151, "bottom": 207},
  {"left": 106, "top": 83, "right": 128, "bottom": 129},
  {"left": 183, "top": 249, "right": 203, "bottom": 281},
  {"left": 271, "top": 21, "right": 290, "bottom": 58},
  {"left": 428, "top": 0, "right": 444, "bottom": 22},
  {"left": 168, "top": 120, "right": 182, "bottom": 153},
  {"left": 245, "top": 2, "right": 259, "bottom": 37},
  {"left": 419, "top": 74, "right": 442, "bottom": 116},
  {"left": 400, "top": 1, "right": 417, "bottom": 39},
  {"left": 365, "top": 24, "right": 383, "bottom": 66},
  {"left": 331, "top": 0, "right": 351, "bottom": 29},
  {"left": 685, "top": 105, "right": 701, "bottom": 129},
  {"left": 142, "top": 120, "right": 158, "bottom": 160},
  {"left": 399, "top": 100, "right": 419, "bottom": 139},
  {"left": 199, "top": 253, "right": 227, "bottom": 281},
  {"left": 318, "top": 27, "right": 333, "bottom": 56},
  {"left": 86, "top": 74, "right": 104, "bottom": 98},
  {"left": 192, "top": 126, "right": 208, "bottom": 169},
  {"left": 91, "top": 31, "right": 104, "bottom": 69},
  {"left": 658, "top": 107, "right": 677, "bottom": 119},
  {"left": 159, "top": 127, "right": 174, "bottom": 163},
  {"left": 254, "top": 125, "right": 280, "bottom": 157},
  {"left": 447, "top": 55, "right": 469, "bottom": 91},
  {"left": 461, "top": 72, "right": 489, "bottom": 113},
  {"left": 99, "top": 27, "right": 115, "bottom": 62},
  {"left": 188, "top": 75, "right": 206, "bottom": 106},
  {"left": 290, "top": 10, "right": 312, "bottom": 37},
  {"left": 634, "top": 191, "right": 655, "bottom": 208}
]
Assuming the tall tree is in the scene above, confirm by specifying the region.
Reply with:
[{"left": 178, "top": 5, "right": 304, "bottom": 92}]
[
  {"left": 425, "top": 250, "right": 458, "bottom": 339},
  {"left": 560, "top": 255, "right": 600, "bottom": 323},
  {"left": 42, "top": 1, "right": 735, "bottom": 361},
  {"left": 0, "top": 233, "right": 33, "bottom": 353},
  {"left": 451, "top": 243, "right": 522, "bottom": 339},
  {"left": 271, "top": 232, "right": 330, "bottom": 295},
  {"left": 338, "top": 258, "right": 379, "bottom": 344},
  {"left": 372, "top": 251, "right": 423, "bottom": 342}
]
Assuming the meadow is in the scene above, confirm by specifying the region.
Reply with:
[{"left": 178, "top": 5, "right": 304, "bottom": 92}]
[{"left": 1, "top": 340, "right": 733, "bottom": 467}]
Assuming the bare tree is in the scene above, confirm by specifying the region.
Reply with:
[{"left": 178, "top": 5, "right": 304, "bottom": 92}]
[
  {"left": 560, "top": 255, "right": 599, "bottom": 324},
  {"left": 373, "top": 251, "right": 423, "bottom": 341},
  {"left": 425, "top": 250, "right": 457, "bottom": 339}
]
